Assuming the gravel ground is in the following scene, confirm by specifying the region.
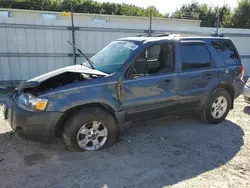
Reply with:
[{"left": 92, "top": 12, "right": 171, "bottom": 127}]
[{"left": 0, "top": 96, "right": 250, "bottom": 188}]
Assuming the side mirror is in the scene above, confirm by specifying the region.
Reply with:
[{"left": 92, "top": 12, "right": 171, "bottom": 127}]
[{"left": 145, "top": 50, "right": 148, "bottom": 59}]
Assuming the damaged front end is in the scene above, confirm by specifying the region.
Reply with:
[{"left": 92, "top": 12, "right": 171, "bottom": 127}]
[
  {"left": 16, "top": 65, "right": 108, "bottom": 95},
  {"left": 4, "top": 65, "right": 108, "bottom": 119}
]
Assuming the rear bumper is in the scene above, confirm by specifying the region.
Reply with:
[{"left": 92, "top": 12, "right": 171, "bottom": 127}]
[
  {"left": 233, "top": 80, "right": 245, "bottom": 99},
  {"left": 6, "top": 101, "right": 63, "bottom": 143}
]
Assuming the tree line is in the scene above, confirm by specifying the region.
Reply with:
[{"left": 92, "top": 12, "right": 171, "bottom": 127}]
[
  {"left": 1, "top": 0, "right": 250, "bottom": 29},
  {"left": 172, "top": 0, "right": 250, "bottom": 29},
  {"left": 0, "top": 0, "right": 162, "bottom": 17}
]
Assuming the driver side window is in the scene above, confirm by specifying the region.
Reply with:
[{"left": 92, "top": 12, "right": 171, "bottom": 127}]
[{"left": 126, "top": 43, "right": 174, "bottom": 79}]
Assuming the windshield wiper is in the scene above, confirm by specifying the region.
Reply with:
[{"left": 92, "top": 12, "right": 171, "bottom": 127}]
[{"left": 67, "top": 40, "right": 95, "bottom": 70}]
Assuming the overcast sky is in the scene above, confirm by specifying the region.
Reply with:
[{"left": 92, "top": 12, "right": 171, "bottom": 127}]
[{"left": 96, "top": 0, "right": 238, "bottom": 14}]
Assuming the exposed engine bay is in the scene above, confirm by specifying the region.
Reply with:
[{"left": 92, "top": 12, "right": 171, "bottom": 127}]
[
  {"left": 14, "top": 65, "right": 108, "bottom": 95},
  {"left": 21, "top": 72, "right": 104, "bottom": 95}
]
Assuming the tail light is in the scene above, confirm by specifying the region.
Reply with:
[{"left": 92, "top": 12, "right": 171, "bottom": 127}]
[{"left": 241, "top": 65, "right": 244, "bottom": 80}]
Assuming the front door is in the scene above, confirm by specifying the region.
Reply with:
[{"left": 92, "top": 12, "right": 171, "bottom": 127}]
[{"left": 120, "top": 42, "right": 181, "bottom": 121}]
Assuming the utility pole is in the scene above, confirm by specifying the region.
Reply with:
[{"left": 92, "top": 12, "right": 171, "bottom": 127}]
[
  {"left": 71, "top": 3, "right": 76, "bottom": 65},
  {"left": 215, "top": 13, "right": 220, "bottom": 36},
  {"left": 149, "top": 9, "right": 152, "bottom": 36}
]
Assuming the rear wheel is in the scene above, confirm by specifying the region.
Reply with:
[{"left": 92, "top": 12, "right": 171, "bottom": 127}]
[
  {"left": 201, "top": 89, "right": 232, "bottom": 124},
  {"left": 62, "top": 107, "right": 118, "bottom": 151}
]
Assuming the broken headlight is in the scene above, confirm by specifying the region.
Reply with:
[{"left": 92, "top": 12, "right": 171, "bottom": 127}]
[{"left": 17, "top": 93, "right": 48, "bottom": 111}]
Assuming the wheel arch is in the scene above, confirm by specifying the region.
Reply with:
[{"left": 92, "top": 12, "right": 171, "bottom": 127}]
[
  {"left": 207, "top": 84, "right": 234, "bottom": 109},
  {"left": 54, "top": 102, "right": 117, "bottom": 137}
]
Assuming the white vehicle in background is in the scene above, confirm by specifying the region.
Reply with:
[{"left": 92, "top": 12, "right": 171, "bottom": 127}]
[{"left": 244, "top": 78, "right": 250, "bottom": 104}]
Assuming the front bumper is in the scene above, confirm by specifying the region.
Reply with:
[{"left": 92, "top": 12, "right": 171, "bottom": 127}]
[
  {"left": 243, "top": 84, "right": 250, "bottom": 104},
  {"left": 5, "top": 100, "right": 63, "bottom": 143}
]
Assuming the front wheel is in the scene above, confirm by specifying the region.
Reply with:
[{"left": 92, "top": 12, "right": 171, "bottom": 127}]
[
  {"left": 201, "top": 89, "right": 232, "bottom": 124},
  {"left": 62, "top": 107, "right": 118, "bottom": 151}
]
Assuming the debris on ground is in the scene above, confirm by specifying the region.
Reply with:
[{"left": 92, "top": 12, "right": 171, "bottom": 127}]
[{"left": 0, "top": 96, "right": 249, "bottom": 188}]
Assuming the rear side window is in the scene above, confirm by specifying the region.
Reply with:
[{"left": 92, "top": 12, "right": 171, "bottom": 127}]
[
  {"left": 212, "top": 40, "right": 240, "bottom": 65},
  {"left": 181, "top": 43, "right": 211, "bottom": 71}
]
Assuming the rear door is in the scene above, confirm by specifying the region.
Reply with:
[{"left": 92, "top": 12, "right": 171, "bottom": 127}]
[{"left": 177, "top": 40, "right": 218, "bottom": 108}]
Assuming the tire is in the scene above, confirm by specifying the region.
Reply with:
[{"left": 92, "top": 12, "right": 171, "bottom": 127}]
[
  {"left": 62, "top": 107, "right": 118, "bottom": 152},
  {"left": 200, "top": 89, "right": 232, "bottom": 124}
]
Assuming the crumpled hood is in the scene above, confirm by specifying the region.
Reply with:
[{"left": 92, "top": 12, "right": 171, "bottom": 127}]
[
  {"left": 29, "top": 65, "right": 107, "bottom": 82},
  {"left": 17, "top": 65, "right": 108, "bottom": 91}
]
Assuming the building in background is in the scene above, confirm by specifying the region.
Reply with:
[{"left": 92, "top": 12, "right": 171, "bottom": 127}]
[
  {"left": 1, "top": 8, "right": 250, "bottom": 86},
  {"left": 0, "top": 8, "right": 201, "bottom": 27}
]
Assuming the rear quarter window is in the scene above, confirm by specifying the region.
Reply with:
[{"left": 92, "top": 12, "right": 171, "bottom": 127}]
[{"left": 211, "top": 40, "right": 240, "bottom": 66}]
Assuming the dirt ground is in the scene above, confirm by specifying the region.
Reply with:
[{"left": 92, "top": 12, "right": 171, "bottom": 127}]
[{"left": 0, "top": 96, "right": 250, "bottom": 188}]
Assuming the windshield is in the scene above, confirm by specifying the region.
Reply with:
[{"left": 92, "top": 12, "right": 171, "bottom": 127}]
[{"left": 83, "top": 41, "right": 139, "bottom": 74}]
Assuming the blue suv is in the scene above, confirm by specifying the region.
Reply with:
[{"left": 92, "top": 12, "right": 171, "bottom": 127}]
[{"left": 4, "top": 34, "right": 245, "bottom": 151}]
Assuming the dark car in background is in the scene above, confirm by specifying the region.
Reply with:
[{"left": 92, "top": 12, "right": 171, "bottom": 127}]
[{"left": 4, "top": 33, "right": 244, "bottom": 151}]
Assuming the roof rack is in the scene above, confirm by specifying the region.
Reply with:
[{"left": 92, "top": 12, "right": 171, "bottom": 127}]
[
  {"left": 136, "top": 32, "right": 224, "bottom": 38},
  {"left": 136, "top": 34, "right": 151, "bottom": 37},
  {"left": 212, "top": 32, "right": 224, "bottom": 37},
  {"left": 155, "top": 33, "right": 171, "bottom": 37},
  {"left": 136, "top": 33, "right": 171, "bottom": 37}
]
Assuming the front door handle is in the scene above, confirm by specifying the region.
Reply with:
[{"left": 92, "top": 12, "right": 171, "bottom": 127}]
[
  {"left": 163, "top": 79, "right": 171, "bottom": 83},
  {"left": 203, "top": 73, "right": 212, "bottom": 79},
  {"left": 225, "top": 69, "right": 229, "bottom": 75}
]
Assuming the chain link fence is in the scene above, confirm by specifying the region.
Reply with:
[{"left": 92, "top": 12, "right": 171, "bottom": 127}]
[{"left": 0, "top": 3, "right": 250, "bottom": 86}]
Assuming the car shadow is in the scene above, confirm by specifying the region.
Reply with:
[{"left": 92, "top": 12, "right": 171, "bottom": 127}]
[
  {"left": 0, "top": 117, "right": 244, "bottom": 188},
  {"left": 243, "top": 106, "right": 250, "bottom": 115}
]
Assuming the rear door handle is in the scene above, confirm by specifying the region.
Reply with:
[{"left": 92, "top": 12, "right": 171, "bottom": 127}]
[{"left": 203, "top": 73, "right": 212, "bottom": 79}]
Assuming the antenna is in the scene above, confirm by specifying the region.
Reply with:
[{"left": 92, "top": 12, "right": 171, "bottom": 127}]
[{"left": 67, "top": 41, "right": 95, "bottom": 69}]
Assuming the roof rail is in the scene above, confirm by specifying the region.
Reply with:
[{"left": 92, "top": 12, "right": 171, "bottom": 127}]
[{"left": 212, "top": 32, "right": 224, "bottom": 37}]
